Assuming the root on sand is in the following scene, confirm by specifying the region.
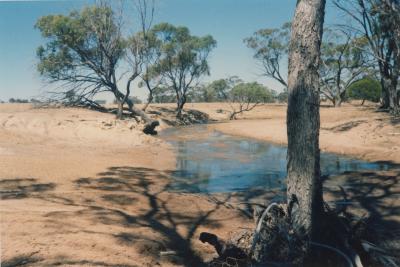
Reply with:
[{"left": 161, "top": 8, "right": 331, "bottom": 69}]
[{"left": 200, "top": 201, "right": 399, "bottom": 267}]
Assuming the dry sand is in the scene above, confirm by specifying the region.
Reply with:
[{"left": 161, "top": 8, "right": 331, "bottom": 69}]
[
  {"left": 191, "top": 102, "right": 400, "bottom": 163},
  {"left": 1, "top": 103, "right": 399, "bottom": 266}
]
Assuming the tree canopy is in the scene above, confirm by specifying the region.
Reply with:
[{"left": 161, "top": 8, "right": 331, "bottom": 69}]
[
  {"left": 36, "top": 6, "right": 125, "bottom": 94},
  {"left": 35, "top": 3, "right": 159, "bottom": 133},
  {"left": 320, "top": 31, "right": 372, "bottom": 106},
  {"left": 150, "top": 23, "right": 217, "bottom": 116},
  {"left": 244, "top": 22, "right": 290, "bottom": 87},
  {"left": 347, "top": 76, "right": 382, "bottom": 104},
  {"left": 228, "top": 82, "right": 274, "bottom": 119}
]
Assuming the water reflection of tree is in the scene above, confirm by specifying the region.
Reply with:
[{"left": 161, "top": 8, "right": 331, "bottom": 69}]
[{"left": 174, "top": 140, "right": 212, "bottom": 193}]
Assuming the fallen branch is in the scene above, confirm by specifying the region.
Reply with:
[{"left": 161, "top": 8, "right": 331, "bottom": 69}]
[{"left": 250, "top": 202, "right": 279, "bottom": 255}]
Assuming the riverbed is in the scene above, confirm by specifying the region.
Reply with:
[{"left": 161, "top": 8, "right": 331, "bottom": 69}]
[{"left": 160, "top": 124, "right": 393, "bottom": 193}]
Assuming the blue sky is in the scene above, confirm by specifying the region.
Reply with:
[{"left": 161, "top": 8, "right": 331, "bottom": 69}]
[{"left": 0, "top": 0, "right": 341, "bottom": 102}]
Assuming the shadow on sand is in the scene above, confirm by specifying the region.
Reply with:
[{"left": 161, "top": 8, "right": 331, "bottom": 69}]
[
  {"left": 1, "top": 163, "right": 399, "bottom": 266},
  {"left": 1, "top": 167, "right": 240, "bottom": 266}
]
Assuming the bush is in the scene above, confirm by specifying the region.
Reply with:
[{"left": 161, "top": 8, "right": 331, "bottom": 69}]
[
  {"left": 347, "top": 77, "right": 381, "bottom": 104},
  {"left": 277, "top": 90, "right": 288, "bottom": 103},
  {"left": 230, "top": 82, "right": 275, "bottom": 104},
  {"left": 9, "top": 98, "right": 29, "bottom": 103}
]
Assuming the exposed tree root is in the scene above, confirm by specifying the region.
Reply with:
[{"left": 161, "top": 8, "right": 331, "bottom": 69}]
[{"left": 200, "top": 201, "right": 399, "bottom": 267}]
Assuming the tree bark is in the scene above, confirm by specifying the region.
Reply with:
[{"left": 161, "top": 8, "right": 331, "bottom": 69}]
[
  {"left": 176, "top": 95, "right": 186, "bottom": 118},
  {"left": 142, "top": 92, "right": 153, "bottom": 111},
  {"left": 381, "top": 76, "right": 391, "bottom": 109},
  {"left": 286, "top": 0, "right": 325, "bottom": 246},
  {"left": 113, "top": 89, "right": 159, "bottom": 134},
  {"left": 117, "top": 101, "right": 124, "bottom": 119},
  {"left": 390, "top": 36, "right": 400, "bottom": 114}
]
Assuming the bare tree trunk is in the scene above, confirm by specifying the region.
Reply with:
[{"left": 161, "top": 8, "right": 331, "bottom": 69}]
[
  {"left": 381, "top": 76, "right": 391, "bottom": 109},
  {"left": 114, "top": 90, "right": 159, "bottom": 134},
  {"left": 176, "top": 96, "right": 186, "bottom": 118},
  {"left": 142, "top": 92, "right": 153, "bottom": 111},
  {"left": 331, "top": 97, "right": 336, "bottom": 107},
  {"left": 286, "top": 0, "right": 325, "bottom": 248},
  {"left": 229, "top": 111, "right": 239, "bottom": 120},
  {"left": 390, "top": 38, "right": 400, "bottom": 114},
  {"left": 381, "top": 74, "right": 399, "bottom": 113},
  {"left": 335, "top": 98, "right": 342, "bottom": 107},
  {"left": 117, "top": 101, "right": 124, "bottom": 119},
  {"left": 113, "top": 93, "right": 124, "bottom": 120}
]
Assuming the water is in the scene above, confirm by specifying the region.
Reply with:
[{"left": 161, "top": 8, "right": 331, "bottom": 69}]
[{"left": 160, "top": 124, "right": 392, "bottom": 193}]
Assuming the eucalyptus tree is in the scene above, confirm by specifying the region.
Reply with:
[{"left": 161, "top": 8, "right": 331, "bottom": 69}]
[
  {"left": 151, "top": 23, "right": 217, "bottom": 117},
  {"left": 35, "top": 2, "right": 158, "bottom": 133},
  {"left": 245, "top": 23, "right": 372, "bottom": 106},
  {"left": 228, "top": 82, "right": 274, "bottom": 120},
  {"left": 320, "top": 31, "right": 372, "bottom": 106},
  {"left": 200, "top": 77, "right": 240, "bottom": 103},
  {"left": 244, "top": 22, "right": 291, "bottom": 88},
  {"left": 286, "top": 0, "right": 326, "bottom": 256},
  {"left": 347, "top": 76, "right": 382, "bottom": 104},
  {"left": 334, "top": 0, "right": 400, "bottom": 113},
  {"left": 137, "top": 30, "right": 164, "bottom": 111}
]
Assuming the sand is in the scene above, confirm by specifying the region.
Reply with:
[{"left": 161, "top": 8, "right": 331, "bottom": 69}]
[
  {"left": 1, "top": 103, "right": 399, "bottom": 266},
  {"left": 190, "top": 102, "right": 400, "bottom": 163}
]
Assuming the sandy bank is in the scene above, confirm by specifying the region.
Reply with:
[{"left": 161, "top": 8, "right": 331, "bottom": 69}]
[
  {"left": 205, "top": 103, "right": 400, "bottom": 163},
  {"left": 1, "top": 103, "right": 399, "bottom": 266}
]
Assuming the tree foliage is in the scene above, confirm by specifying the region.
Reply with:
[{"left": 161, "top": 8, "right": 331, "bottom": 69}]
[
  {"left": 347, "top": 76, "right": 381, "bottom": 104},
  {"left": 35, "top": 2, "right": 159, "bottom": 134},
  {"left": 320, "top": 31, "right": 372, "bottom": 106},
  {"left": 244, "top": 23, "right": 290, "bottom": 87},
  {"left": 245, "top": 22, "right": 376, "bottom": 107},
  {"left": 334, "top": 0, "right": 400, "bottom": 113},
  {"left": 228, "top": 82, "right": 274, "bottom": 119},
  {"left": 150, "top": 23, "right": 216, "bottom": 117},
  {"left": 36, "top": 6, "right": 125, "bottom": 94}
]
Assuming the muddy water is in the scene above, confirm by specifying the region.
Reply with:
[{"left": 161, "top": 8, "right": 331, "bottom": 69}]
[{"left": 160, "top": 124, "right": 391, "bottom": 193}]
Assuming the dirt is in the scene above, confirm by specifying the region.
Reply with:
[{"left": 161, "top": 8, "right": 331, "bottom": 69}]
[{"left": 0, "top": 103, "right": 399, "bottom": 266}]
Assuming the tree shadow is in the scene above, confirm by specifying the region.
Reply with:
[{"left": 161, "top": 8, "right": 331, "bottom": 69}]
[
  {"left": 0, "top": 178, "right": 56, "bottom": 200},
  {"left": 35, "top": 166, "right": 237, "bottom": 266},
  {"left": 390, "top": 116, "right": 400, "bottom": 126},
  {"left": 321, "top": 120, "right": 367, "bottom": 132},
  {"left": 1, "top": 252, "right": 42, "bottom": 267},
  {"left": 323, "top": 167, "right": 400, "bottom": 257}
]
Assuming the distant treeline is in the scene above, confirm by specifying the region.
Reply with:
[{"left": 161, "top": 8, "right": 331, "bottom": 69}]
[{"left": 8, "top": 98, "right": 41, "bottom": 103}]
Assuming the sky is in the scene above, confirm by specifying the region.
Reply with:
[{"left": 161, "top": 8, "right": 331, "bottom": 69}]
[{"left": 0, "top": 0, "right": 341, "bottom": 102}]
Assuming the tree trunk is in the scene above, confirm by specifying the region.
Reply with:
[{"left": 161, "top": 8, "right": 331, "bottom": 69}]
[
  {"left": 176, "top": 96, "right": 186, "bottom": 119},
  {"left": 380, "top": 76, "right": 391, "bottom": 109},
  {"left": 113, "top": 90, "right": 159, "bottom": 134},
  {"left": 331, "top": 97, "right": 336, "bottom": 107},
  {"left": 335, "top": 97, "right": 342, "bottom": 107},
  {"left": 390, "top": 37, "right": 400, "bottom": 114},
  {"left": 336, "top": 89, "right": 346, "bottom": 107},
  {"left": 125, "top": 97, "right": 159, "bottom": 134},
  {"left": 142, "top": 92, "right": 153, "bottom": 112},
  {"left": 381, "top": 75, "right": 399, "bottom": 113},
  {"left": 229, "top": 111, "right": 239, "bottom": 120},
  {"left": 113, "top": 95, "right": 124, "bottom": 120},
  {"left": 286, "top": 0, "right": 325, "bottom": 248}
]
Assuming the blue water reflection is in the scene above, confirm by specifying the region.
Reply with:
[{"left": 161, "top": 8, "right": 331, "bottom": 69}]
[{"left": 160, "top": 125, "right": 391, "bottom": 193}]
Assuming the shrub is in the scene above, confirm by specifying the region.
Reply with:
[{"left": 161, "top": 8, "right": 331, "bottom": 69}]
[{"left": 347, "top": 77, "right": 381, "bottom": 104}]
